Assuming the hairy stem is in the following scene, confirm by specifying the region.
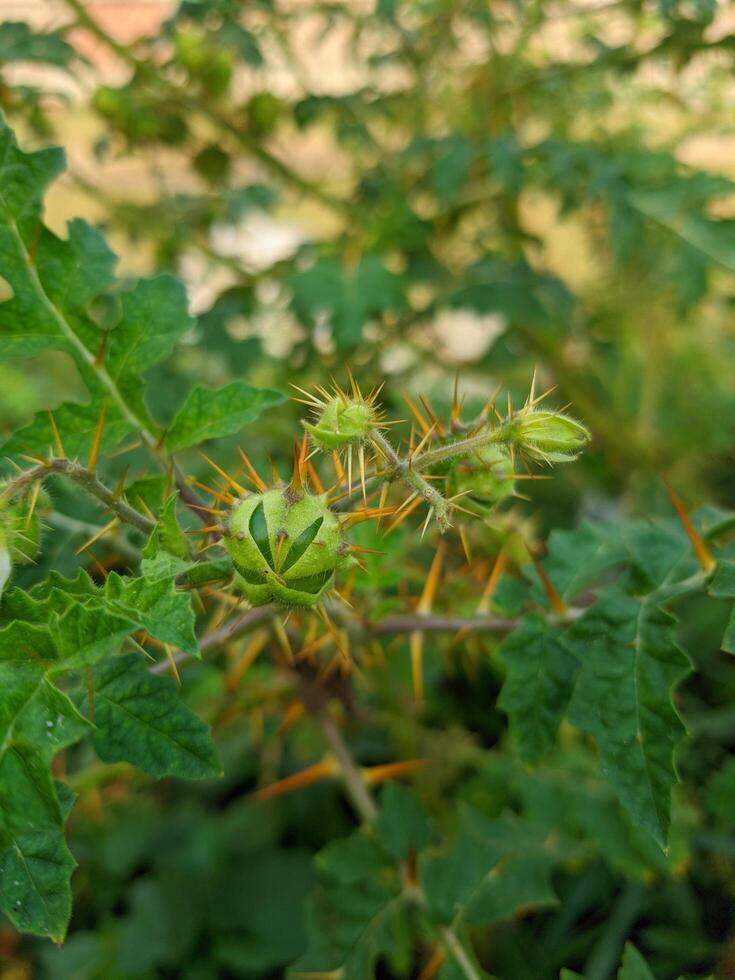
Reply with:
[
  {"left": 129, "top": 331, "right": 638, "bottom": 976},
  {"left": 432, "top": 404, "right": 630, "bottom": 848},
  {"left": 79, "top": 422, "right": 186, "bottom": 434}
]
[
  {"left": 0, "top": 459, "right": 154, "bottom": 536},
  {"left": 371, "top": 429, "right": 452, "bottom": 528}
]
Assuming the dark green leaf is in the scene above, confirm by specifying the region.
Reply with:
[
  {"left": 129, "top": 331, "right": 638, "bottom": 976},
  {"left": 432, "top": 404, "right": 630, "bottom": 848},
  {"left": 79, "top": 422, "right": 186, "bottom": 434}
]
[
  {"left": 498, "top": 615, "right": 579, "bottom": 761},
  {"left": 87, "top": 654, "right": 221, "bottom": 779},
  {"left": 568, "top": 590, "right": 691, "bottom": 845}
]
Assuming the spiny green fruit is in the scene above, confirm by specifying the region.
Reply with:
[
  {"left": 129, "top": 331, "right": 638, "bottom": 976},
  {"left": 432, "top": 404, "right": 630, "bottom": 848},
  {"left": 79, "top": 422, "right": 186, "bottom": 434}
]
[
  {"left": 0, "top": 491, "right": 47, "bottom": 592},
  {"left": 510, "top": 410, "right": 590, "bottom": 462},
  {"left": 447, "top": 445, "right": 515, "bottom": 516},
  {"left": 303, "top": 395, "right": 378, "bottom": 451},
  {"left": 222, "top": 486, "right": 353, "bottom": 608}
]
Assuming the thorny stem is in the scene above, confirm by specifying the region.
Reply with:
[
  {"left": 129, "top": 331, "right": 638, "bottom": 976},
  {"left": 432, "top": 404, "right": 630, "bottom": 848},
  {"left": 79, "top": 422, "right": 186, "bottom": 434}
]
[
  {"left": 0, "top": 459, "right": 154, "bottom": 536},
  {"left": 371, "top": 430, "right": 452, "bottom": 530}
]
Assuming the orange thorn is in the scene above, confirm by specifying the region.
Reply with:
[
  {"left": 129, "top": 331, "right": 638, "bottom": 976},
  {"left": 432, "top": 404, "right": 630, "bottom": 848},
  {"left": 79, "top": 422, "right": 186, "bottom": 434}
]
[
  {"left": 663, "top": 478, "right": 715, "bottom": 572},
  {"left": 92, "top": 331, "right": 108, "bottom": 367},
  {"left": 384, "top": 496, "right": 422, "bottom": 534},
  {"left": 411, "top": 422, "right": 438, "bottom": 459},
  {"left": 305, "top": 460, "right": 325, "bottom": 494},
  {"left": 272, "top": 616, "right": 294, "bottom": 663},
  {"left": 458, "top": 525, "right": 472, "bottom": 565},
  {"left": 251, "top": 756, "right": 337, "bottom": 802},
  {"left": 75, "top": 517, "right": 118, "bottom": 555},
  {"left": 480, "top": 383, "right": 504, "bottom": 420},
  {"left": 87, "top": 399, "right": 108, "bottom": 471},
  {"left": 188, "top": 502, "right": 225, "bottom": 516},
  {"left": 265, "top": 454, "right": 282, "bottom": 484},
  {"left": 24, "top": 480, "right": 42, "bottom": 529},
  {"left": 277, "top": 701, "right": 306, "bottom": 736},
  {"left": 291, "top": 434, "right": 309, "bottom": 492},
  {"left": 343, "top": 505, "right": 397, "bottom": 528},
  {"left": 401, "top": 391, "right": 432, "bottom": 435},
  {"left": 47, "top": 411, "right": 65, "bottom": 459},
  {"left": 189, "top": 478, "right": 234, "bottom": 506},
  {"left": 163, "top": 644, "right": 181, "bottom": 685},
  {"left": 477, "top": 548, "right": 508, "bottom": 614},
  {"left": 418, "top": 541, "right": 445, "bottom": 614},
  {"left": 418, "top": 947, "right": 447, "bottom": 980},
  {"left": 418, "top": 394, "right": 446, "bottom": 438},
  {"left": 201, "top": 452, "right": 246, "bottom": 495},
  {"left": 188, "top": 524, "right": 223, "bottom": 535},
  {"left": 410, "top": 630, "right": 424, "bottom": 706},
  {"left": 527, "top": 545, "right": 566, "bottom": 615},
  {"left": 362, "top": 758, "right": 426, "bottom": 786}
]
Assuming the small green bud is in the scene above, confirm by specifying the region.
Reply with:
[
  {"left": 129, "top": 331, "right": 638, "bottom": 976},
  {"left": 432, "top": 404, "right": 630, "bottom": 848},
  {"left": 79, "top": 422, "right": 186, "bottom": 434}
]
[
  {"left": 511, "top": 410, "right": 590, "bottom": 462},
  {"left": 447, "top": 446, "right": 515, "bottom": 516},
  {"left": 303, "top": 396, "right": 378, "bottom": 451},
  {"left": 222, "top": 486, "right": 353, "bottom": 608}
]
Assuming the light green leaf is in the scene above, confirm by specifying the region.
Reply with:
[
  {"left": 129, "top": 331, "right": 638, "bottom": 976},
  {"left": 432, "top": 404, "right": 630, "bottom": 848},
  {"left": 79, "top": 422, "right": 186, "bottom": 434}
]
[
  {"left": 165, "top": 380, "right": 284, "bottom": 453},
  {"left": 618, "top": 942, "right": 656, "bottom": 980},
  {"left": 106, "top": 275, "right": 193, "bottom": 381},
  {"left": 104, "top": 572, "right": 199, "bottom": 655},
  {"left": 53, "top": 602, "right": 139, "bottom": 670},
  {"left": 142, "top": 493, "right": 190, "bottom": 563},
  {"left": 498, "top": 615, "right": 579, "bottom": 761},
  {"left": 568, "top": 590, "right": 691, "bottom": 845},
  {"left": 87, "top": 654, "right": 221, "bottom": 779},
  {"left": 0, "top": 392, "right": 132, "bottom": 461}
]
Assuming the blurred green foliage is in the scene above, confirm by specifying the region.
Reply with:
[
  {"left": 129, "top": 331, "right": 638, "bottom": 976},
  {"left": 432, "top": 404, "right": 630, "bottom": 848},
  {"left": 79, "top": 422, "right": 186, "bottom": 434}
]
[{"left": 2, "top": 0, "right": 735, "bottom": 977}]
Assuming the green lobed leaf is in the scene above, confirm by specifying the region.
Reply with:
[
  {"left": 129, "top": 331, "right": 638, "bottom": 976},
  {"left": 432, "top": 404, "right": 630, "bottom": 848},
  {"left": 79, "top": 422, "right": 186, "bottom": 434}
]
[
  {"left": 0, "top": 391, "right": 132, "bottom": 461},
  {"left": 419, "top": 808, "right": 556, "bottom": 926},
  {"left": 0, "top": 645, "right": 91, "bottom": 940},
  {"left": 142, "top": 493, "right": 190, "bottom": 563},
  {"left": 374, "top": 782, "right": 433, "bottom": 861},
  {"left": 104, "top": 572, "right": 199, "bottom": 655},
  {"left": 165, "top": 380, "right": 284, "bottom": 453},
  {"left": 294, "top": 822, "right": 405, "bottom": 979},
  {"left": 288, "top": 253, "right": 407, "bottom": 349},
  {"left": 498, "top": 615, "right": 580, "bottom": 761},
  {"left": 85, "top": 654, "right": 221, "bottom": 779},
  {"left": 567, "top": 589, "right": 691, "bottom": 845},
  {"left": 708, "top": 559, "right": 735, "bottom": 654}
]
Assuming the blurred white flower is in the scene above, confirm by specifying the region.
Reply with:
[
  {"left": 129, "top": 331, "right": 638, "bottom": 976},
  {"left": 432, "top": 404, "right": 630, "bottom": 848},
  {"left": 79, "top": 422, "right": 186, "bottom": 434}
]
[{"left": 431, "top": 308, "right": 506, "bottom": 363}]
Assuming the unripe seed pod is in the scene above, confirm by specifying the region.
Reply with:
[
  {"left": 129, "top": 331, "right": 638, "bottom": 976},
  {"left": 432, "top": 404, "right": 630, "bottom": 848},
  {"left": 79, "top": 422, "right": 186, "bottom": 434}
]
[
  {"left": 511, "top": 410, "right": 590, "bottom": 462},
  {"left": 222, "top": 486, "right": 353, "bottom": 608},
  {"left": 303, "top": 396, "right": 378, "bottom": 451},
  {"left": 447, "top": 445, "right": 515, "bottom": 516}
]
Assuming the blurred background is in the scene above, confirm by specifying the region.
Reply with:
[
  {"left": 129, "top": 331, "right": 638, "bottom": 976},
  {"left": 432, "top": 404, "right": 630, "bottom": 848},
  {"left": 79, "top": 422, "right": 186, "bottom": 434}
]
[{"left": 2, "top": 1, "right": 735, "bottom": 977}]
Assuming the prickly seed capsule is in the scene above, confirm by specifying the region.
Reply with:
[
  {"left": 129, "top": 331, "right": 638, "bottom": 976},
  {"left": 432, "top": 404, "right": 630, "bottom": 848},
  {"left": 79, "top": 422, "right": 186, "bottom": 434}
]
[
  {"left": 447, "top": 446, "right": 515, "bottom": 516},
  {"left": 303, "top": 396, "right": 377, "bottom": 451},
  {"left": 222, "top": 486, "right": 353, "bottom": 608},
  {"left": 511, "top": 411, "right": 590, "bottom": 462}
]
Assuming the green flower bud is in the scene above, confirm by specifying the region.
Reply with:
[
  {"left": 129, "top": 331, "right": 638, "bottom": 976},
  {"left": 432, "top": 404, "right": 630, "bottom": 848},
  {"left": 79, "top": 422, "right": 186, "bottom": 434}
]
[
  {"left": 447, "top": 445, "right": 515, "bottom": 516},
  {"left": 511, "top": 410, "right": 590, "bottom": 462},
  {"left": 303, "top": 395, "right": 378, "bottom": 451},
  {"left": 222, "top": 486, "right": 353, "bottom": 608}
]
